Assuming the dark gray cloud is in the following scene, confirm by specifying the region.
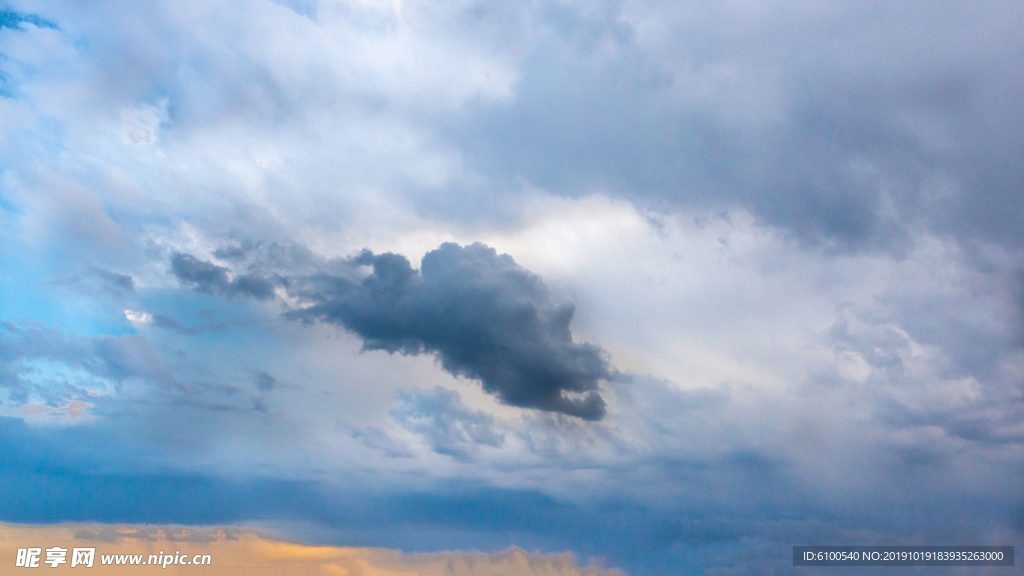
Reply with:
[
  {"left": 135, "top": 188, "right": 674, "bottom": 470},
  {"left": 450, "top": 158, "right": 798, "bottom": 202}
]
[
  {"left": 164, "top": 242, "right": 615, "bottom": 420},
  {"left": 171, "top": 252, "right": 275, "bottom": 300},
  {"left": 290, "top": 242, "right": 613, "bottom": 420}
]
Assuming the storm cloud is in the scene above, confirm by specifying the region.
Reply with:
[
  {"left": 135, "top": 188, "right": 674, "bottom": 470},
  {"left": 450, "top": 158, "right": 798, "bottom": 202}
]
[{"left": 290, "top": 243, "right": 613, "bottom": 420}]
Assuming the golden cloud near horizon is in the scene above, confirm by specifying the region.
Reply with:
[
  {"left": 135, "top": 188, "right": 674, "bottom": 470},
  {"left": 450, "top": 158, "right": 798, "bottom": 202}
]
[{"left": 0, "top": 524, "right": 619, "bottom": 575}]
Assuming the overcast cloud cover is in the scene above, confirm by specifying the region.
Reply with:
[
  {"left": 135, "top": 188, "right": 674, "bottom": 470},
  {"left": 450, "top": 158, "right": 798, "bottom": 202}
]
[{"left": 0, "top": 0, "right": 1022, "bottom": 573}]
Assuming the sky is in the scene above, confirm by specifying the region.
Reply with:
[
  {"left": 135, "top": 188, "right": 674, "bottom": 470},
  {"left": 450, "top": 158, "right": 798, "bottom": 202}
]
[
  {"left": 0, "top": 1, "right": 1022, "bottom": 574},
  {"left": 0, "top": 523, "right": 619, "bottom": 575}
]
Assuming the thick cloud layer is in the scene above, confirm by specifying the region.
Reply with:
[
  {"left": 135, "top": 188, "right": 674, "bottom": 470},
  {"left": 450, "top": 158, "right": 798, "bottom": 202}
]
[{"left": 291, "top": 243, "right": 612, "bottom": 420}]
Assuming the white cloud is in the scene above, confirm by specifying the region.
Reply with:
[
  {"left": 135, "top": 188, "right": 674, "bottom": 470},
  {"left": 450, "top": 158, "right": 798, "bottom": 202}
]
[{"left": 123, "top": 309, "right": 153, "bottom": 325}]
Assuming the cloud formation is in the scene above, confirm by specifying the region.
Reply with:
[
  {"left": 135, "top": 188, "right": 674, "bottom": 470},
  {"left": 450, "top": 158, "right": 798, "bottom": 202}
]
[
  {"left": 0, "top": 321, "right": 175, "bottom": 405},
  {"left": 390, "top": 387, "right": 505, "bottom": 460},
  {"left": 171, "top": 253, "right": 275, "bottom": 300},
  {"left": 290, "top": 243, "right": 613, "bottom": 420},
  {"left": 2, "top": 1, "right": 1024, "bottom": 573}
]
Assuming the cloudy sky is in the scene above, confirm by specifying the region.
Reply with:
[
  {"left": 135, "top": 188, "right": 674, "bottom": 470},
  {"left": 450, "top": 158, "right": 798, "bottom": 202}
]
[{"left": 1, "top": 0, "right": 1022, "bottom": 573}]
